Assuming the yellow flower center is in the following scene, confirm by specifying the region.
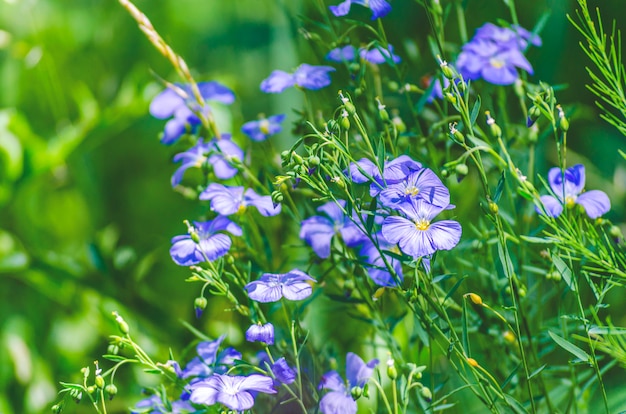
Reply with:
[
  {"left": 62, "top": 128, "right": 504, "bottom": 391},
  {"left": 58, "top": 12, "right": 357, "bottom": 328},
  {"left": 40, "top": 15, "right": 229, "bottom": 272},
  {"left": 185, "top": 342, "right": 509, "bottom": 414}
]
[
  {"left": 259, "top": 119, "right": 270, "bottom": 135},
  {"left": 489, "top": 58, "right": 505, "bottom": 69},
  {"left": 237, "top": 204, "right": 247, "bottom": 214},
  {"left": 405, "top": 186, "right": 419, "bottom": 197},
  {"left": 414, "top": 218, "right": 430, "bottom": 231},
  {"left": 565, "top": 195, "right": 576, "bottom": 208}
]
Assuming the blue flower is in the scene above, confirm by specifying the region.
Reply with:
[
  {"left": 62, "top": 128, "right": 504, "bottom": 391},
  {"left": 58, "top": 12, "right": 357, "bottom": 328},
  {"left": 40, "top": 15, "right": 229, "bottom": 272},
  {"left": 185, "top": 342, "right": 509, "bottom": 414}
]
[
  {"left": 170, "top": 135, "right": 243, "bottom": 187},
  {"left": 379, "top": 167, "right": 450, "bottom": 209},
  {"left": 245, "top": 269, "right": 316, "bottom": 303},
  {"left": 260, "top": 64, "right": 335, "bottom": 93},
  {"left": 455, "top": 23, "right": 539, "bottom": 85},
  {"left": 189, "top": 373, "right": 276, "bottom": 411},
  {"left": 382, "top": 199, "right": 462, "bottom": 258},
  {"left": 348, "top": 155, "right": 423, "bottom": 196},
  {"left": 131, "top": 394, "right": 194, "bottom": 414},
  {"left": 358, "top": 235, "right": 404, "bottom": 287},
  {"left": 271, "top": 357, "right": 297, "bottom": 385},
  {"left": 326, "top": 45, "right": 358, "bottom": 63},
  {"left": 538, "top": 164, "right": 610, "bottom": 219},
  {"left": 169, "top": 217, "right": 242, "bottom": 266},
  {"left": 359, "top": 44, "right": 401, "bottom": 65},
  {"left": 318, "top": 352, "right": 379, "bottom": 414},
  {"left": 245, "top": 322, "right": 275, "bottom": 345},
  {"left": 241, "top": 114, "right": 286, "bottom": 141},
  {"left": 149, "top": 81, "right": 235, "bottom": 145},
  {"left": 329, "top": 0, "right": 392, "bottom": 20},
  {"left": 299, "top": 200, "right": 367, "bottom": 259},
  {"left": 199, "top": 183, "right": 281, "bottom": 217},
  {"left": 181, "top": 335, "right": 242, "bottom": 379}
]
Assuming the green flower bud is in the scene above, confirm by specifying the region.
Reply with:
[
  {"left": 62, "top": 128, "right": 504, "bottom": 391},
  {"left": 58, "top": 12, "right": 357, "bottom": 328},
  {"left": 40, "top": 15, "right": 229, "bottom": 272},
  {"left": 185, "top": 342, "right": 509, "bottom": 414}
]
[
  {"left": 52, "top": 404, "right": 63, "bottom": 414},
  {"left": 95, "top": 375, "right": 105, "bottom": 389},
  {"left": 455, "top": 164, "right": 468, "bottom": 176},
  {"left": 441, "top": 168, "right": 449, "bottom": 178},
  {"left": 449, "top": 123, "right": 465, "bottom": 144},
  {"left": 488, "top": 201, "right": 499, "bottom": 215},
  {"left": 439, "top": 58, "right": 455, "bottom": 80},
  {"left": 377, "top": 98, "right": 389, "bottom": 122},
  {"left": 280, "top": 150, "right": 290, "bottom": 162},
  {"left": 194, "top": 297, "right": 208, "bottom": 318},
  {"left": 388, "top": 80, "right": 399, "bottom": 92},
  {"left": 348, "top": 62, "right": 360, "bottom": 73},
  {"left": 350, "top": 386, "right": 363, "bottom": 400},
  {"left": 113, "top": 312, "right": 129, "bottom": 335},
  {"left": 340, "top": 113, "right": 351, "bottom": 130},
  {"left": 444, "top": 92, "right": 457, "bottom": 105},
  {"left": 309, "top": 155, "right": 321, "bottom": 167},
  {"left": 518, "top": 287, "right": 527, "bottom": 298},
  {"left": 105, "top": 384, "right": 118, "bottom": 400},
  {"left": 87, "top": 386, "right": 96, "bottom": 395},
  {"left": 403, "top": 83, "right": 420, "bottom": 93},
  {"left": 292, "top": 153, "right": 303, "bottom": 165},
  {"left": 392, "top": 115, "right": 406, "bottom": 133},
  {"left": 386, "top": 358, "right": 398, "bottom": 380},
  {"left": 485, "top": 111, "right": 502, "bottom": 138},
  {"left": 70, "top": 389, "right": 82, "bottom": 403},
  {"left": 344, "top": 101, "right": 356, "bottom": 114},
  {"left": 271, "top": 190, "right": 284, "bottom": 204},
  {"left": 557, "top": 105, "right": 569, "bottom": 132},
  {"left": 610, "top": 225, "right": 623, "bottom": 239},
  {"left": 107, "top": 344, "right": 119, "bottom": 355},
  {"left": 420, "top": 386, "right": 433, "bottom": 402}
]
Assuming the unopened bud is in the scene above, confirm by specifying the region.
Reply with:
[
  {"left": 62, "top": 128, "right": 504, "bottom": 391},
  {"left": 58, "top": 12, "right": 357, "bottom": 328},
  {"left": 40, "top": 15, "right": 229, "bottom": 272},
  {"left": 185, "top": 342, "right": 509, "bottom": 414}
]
[
  {"left": 52, "top": 404, "right": 63, "bottom": 414},
  {"left": 112, "top": 312, "right": 129, "bottom": 335},
  {"left": 438, "top": 55, "right": 455, "bottom": 80},
  {"left": 70, "top": 389, "right": 82, "bottom": 403},
  {"left": 309, "top": 155, "right": 321, "bottom": 167},
  {"left": 340, "top": 111, "right": 351, "bottom": 129},
  {"left": 444, "top": 92, "right": 457, "bottom": 105},
  {"left": 388, "top": 81, "right": 399, "bottom": 92},
  {"left": 485, "top": 111, "right": 502, "bottom": 138},
  {"left": 392, "top": 115, "right": 406, "bottom": 133},
  {"left": 609, "top": 225, "right": 623, "bottom": 240},
  {"left": 344, "top": 101, "right": 356, "bottom": 115},
  {"left": 95, "top": 375, "right": 105, "bottom": 389},
  {"left": 503, "top": 330, "right": 516, "bottom": 344},
  {"left": 386, "top": 358, "right": 398, "bottom": 380},
  {"left": 488, "top": 201, "right": 498, "bottom": 215},
  {"left": 449, "top": 123, "right": 465, "bottom": 144},
  {"left": 107, "top": 344, "right": 119, "bottom": 355},
  {"left": 557, "top": 105, "right": 569, "bottom": 131},
  {"left": 105, "top": 384, "right": 118, "bottom": 400},
  {"left": 455, "top": 164, "right": 468, "bottom": 176},
  {"left": 271, "top": 190, "right": 284, "bottom": 204},
  {"left": 194, "top": 297, "right": 208, "bottom": 319},
  {"left": 466, "top": 293, "right": 483, "bottom": 306},
  {"left": 376, "top": 98, "right": 389, "bottom": 122},
  {"left": 466, "top": 357, "right": 479, "bottom": 367},
  {"left": 420, "top": 386, "right": 433, "bottom": 402},
  {"left": 350, "top": 386, "right": 363, "bottom": 400}
]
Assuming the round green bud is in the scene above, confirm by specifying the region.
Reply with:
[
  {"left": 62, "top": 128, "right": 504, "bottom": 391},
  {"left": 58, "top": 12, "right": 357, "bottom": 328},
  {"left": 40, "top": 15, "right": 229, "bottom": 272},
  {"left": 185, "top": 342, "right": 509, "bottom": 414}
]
[
  {"left": 388, "top": 81, "right": 399, "bottom": 92},
  {"left": 113, "top": 312, "right": 130, "bottom": 335},
  {"left": 350, "top": 386, "right": 363, "bottom": 400},
  {"left": 441, "top": 168, "right": 449, "bottom": 178},
  {"left": 95, "top": 375, "right": 105, "bottom": 389},
  {"left": 518, "top": 287, "right": 527, "bottom": 298},
  {"left": 441, "top": 63, "right": 454, "bottom": 80},
  {"left": 379, "top": 108, "right": 390, "bottom": 122},
  {"left": 344, "top": 102, "right": 356, "bottom": 115},
  {"left": 348, "top": 62, "right": 360, "bottom": 73},
  {"left": 610, "top": 225, "right": 623, "bottom": 239},
  {"left": 455, "top": 164, "right": 469, "bottom": 176},
  {"left": 488, "top": 201, "right": 499, "bottom": 215},
  {"left": 444, "top": 92, "right": 457, "bottom": 105},
  {"left": 87, "top": 386, "right": 96, "bottom": 395},
  {"left": 105, "top": 384, "right": 118, "bottom": 399},
  {"left": 387, "top": 359, "right": 398, "bottom": 380},
  {"left": 420, "top": 386, "right": 433, "bottom": 402},
  {"left": 194, "top": 297, "right": 208, "bottom": 311},
  {"left": 226, "top": 255, "right": 235, "bottom": 265},
  {"left": 52, "top": 404, "right": 63, "bottom": 414},
  {"left": 392, "top": 116, "right": 406, "bottom": 133},
  {"left": 271, "top": 190, "right": 284, "bottom": 204},
  {"left": 559, "top": 116, "right": 570, "bottom": 132},
  {"left": 309, "top": 155, "right": 321, "bottom": 167},
  {"left": 528, "top": 105, "right": 541, "bottom": 122},
  {"left": 340, "top": 115, "right": 350, "bottom": 130},
  {"left": 107, "top": 344, "right": 119, "bottom": 355},
  {"left": 292, "top": 153, "right": 303, "bottom": 165}
]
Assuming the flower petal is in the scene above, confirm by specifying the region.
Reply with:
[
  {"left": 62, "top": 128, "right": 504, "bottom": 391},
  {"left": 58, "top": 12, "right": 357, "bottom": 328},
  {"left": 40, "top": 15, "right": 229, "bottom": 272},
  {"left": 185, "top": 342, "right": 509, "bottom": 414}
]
[{"left": 576, "top": 190, "right": 611, "bottom": 218}]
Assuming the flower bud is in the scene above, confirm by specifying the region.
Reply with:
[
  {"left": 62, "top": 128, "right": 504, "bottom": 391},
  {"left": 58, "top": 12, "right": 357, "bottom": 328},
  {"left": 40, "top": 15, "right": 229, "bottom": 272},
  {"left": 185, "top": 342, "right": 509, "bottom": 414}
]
[
  {"left": 70, "top": 389, "right": 82, "bottom": 403},
  {"left": 271, "top": 190, "right": 284, "bottom": 204},
  {"left": 344, "top": 101, "right": 356, "bottom": 115},
  {"left": 340, "top": 112, "right": 351, "bottom": 130},
  {"left": 87, "top": 386, "right": 96, "bottom": 395},
  {"left": 107, "top": 344, "right": 119, "bottom": 355},
  {"left": 388, "top": 81, "right": 399, "bottom": 92},
  {"left": 449, "top": 123, "right": 465, "bottom": 144},
  {"left": 444, "top": 92, "right": 457, "bottom": 105},
  {"left": 350, "top": 386, "right": 363, "bottom": 400},
  {"left": 112, "top": 312, "right": 129, "bottom": 335},
  {"left": 52, "top": 404, "right": 63, "bottom": 414},
  {"left": 455, "top": 164, "right": 468, "bottom": 176},
  {"left": 488, "top": 201, "right": 498, "bottom": 215},
  {"left": 387, "top": 358, "right": 398, "bottom": 380},
  {"left": 610, "top": 225, "right": 623, "bottom": 240},
  {"left": 348, "top": 62, "right": 360, "bottom": 73},
  {"left": 392, "top": 115, "right": 406, "bottom": 133},
  {"left": 420, "top": 386, "right": 433, "bottom": 402},
  {"left": 557, "top": 105, "right": 569, "bottom": 132},
  {"left": 292, "top": 153, "right": 303, "bottom": 165},
  {"left": 105, "top": 384, "right": 118, "bottom": 400},
  {"left": 280, "top": 150, "right": 290, "bottom": 162},
  {"left": 518, "top": 287, "right": 527, "bottom": 298},
  {"left": 466, "top": 293, "right": 483, "bottom": 306},
  {"left": 503, "top": 330, "right": 516, "bottom": 344},
  {"left": 439, "top": 58, "right": 455, "bottom": 80},
  {"left": 377, "top": 98, "right": 389, "bottom": 122},
  {"left": 194, "top": 296, "right": 208, "bottom": 319},
  {"left": 466, "top": 357, "right": 479, "bottom": 367},
  {"left": 95, "top": 375, "right": 105, "bottom": 389},
  {"left": 309, "top": 155, "right": 321, "bottom": 167},
  {"left": 485, "top": 111, "right": 502, "bottom": 138}
]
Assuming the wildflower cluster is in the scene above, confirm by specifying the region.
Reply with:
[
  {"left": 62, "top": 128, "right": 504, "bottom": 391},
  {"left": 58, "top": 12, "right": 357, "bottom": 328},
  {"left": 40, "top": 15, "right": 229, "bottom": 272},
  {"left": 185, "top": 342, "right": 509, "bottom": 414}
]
[{"left": 52, "top": 0, "right": 626, "bottom": 413}]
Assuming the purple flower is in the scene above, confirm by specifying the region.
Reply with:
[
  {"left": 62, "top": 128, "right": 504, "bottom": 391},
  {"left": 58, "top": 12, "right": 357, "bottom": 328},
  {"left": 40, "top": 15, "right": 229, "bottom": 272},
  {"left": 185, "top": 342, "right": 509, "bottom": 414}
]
[
  {"left": 189, "top": 373, "right": 276, "bottom": 411},
  {"left": 455, "top": 23, "right": 539, "bottom": 85},
  {"left": 261, "top": 64, "right": 335, "bottom": 93},
  {"left": 360, "top": 44, "right": 401, "bottom": 65},
  {"left": 348, "top": 155, "right": 423, "bottom": 196},
  {"left": 150, "top": 81, "right": 235, "bottom": 145},
  {"left": 131, "top": 394, "right": 194, "bottom": 414},
  {"left": 199, "top": 183, "right": 281, "bottom": 217},
  {"left": 318, "top": 352, "right": 379, "bottom": 414},
  {"left": 245, "top": 269, "right": 316, "bottom": 303},
  {"left": 359, "top": 235, "right": 404, "bottom": 287},
  {"left": 271, "top": 357, "right": 297, "bottom": 385},
  {"left": 169, "top": 217, "right": 242, "bottom": 266},
  {"left": 245, "top": 322, "right": 275, "bottom": 345},
  {"left": 170, "top": 135, "right": 244, "bottom": 186},
  {"left": 382, "top": 199, "right": 462, "bottom": 258},
  {"left": 299, "top": 200, "right": 367, "bottom": 259},
  {"left": 181, "top": 335, "right": 242, "bottom": 379},
  {"left": 326, "top": 45, "right": 358, "bottom": 63},
  {"left": 329, "top": 0, "right": 392, "bottom": 20},
  {"left": 538, "top": 164, "right": 610, "bottom": 219},
  {"left": 241, "top": 114, "right": 286, "bottom": 141},
  {"left": 379, "top": 167, "right": 450, "bottom": 209}
]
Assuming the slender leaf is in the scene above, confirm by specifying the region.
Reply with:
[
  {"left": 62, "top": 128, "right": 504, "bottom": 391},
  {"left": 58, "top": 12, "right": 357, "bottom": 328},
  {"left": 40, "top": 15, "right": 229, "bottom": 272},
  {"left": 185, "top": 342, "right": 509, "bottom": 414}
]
[{"left": 548, "top": 331, "right": 591, "bottom": 362}]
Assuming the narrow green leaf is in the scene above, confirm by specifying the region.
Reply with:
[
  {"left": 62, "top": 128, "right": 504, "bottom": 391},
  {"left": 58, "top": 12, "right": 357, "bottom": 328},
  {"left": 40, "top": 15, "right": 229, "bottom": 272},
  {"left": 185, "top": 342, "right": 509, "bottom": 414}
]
[
  {"left": 444, "top": 275, "right": 467, "bottom": 302},
  {"left": 469, "top": 96, "right": 482, "bottom": 126},
  {"left": 519, "top": 235, "right": 556, "bottom": 244},
  {"left": 552, "top": 255, "right": 576, "bottom": 292},
  {"left": 503, "top": 394, "right": 529, "bottom": 414},
  {"left": 589, "top": 325, "right": 626, "bottom": 335},
  {"left": 528, "top": 363, "right": 547, "bottom": 379},
  {"left": 493, "top": 171, "right": 506, "bottom": 203},
  {"left": 548, "top": 331, "right": 590, "bottom": 362}
]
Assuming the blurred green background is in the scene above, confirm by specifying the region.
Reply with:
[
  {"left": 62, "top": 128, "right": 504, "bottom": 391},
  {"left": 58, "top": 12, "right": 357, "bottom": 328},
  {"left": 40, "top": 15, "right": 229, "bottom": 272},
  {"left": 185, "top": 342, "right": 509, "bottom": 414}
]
[{"left": 1, "top": 0, "right": 625, "bottom": 412}]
